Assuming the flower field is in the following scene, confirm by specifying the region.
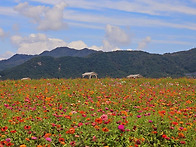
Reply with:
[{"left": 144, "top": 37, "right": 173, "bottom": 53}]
[{"left": 0, "top": 78, "right": 195, "bottom": 147}]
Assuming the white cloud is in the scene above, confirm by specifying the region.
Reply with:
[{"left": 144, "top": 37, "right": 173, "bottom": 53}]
[
  {"left": 38, "top": 2, "right": 67, "bottom": 31},
  {"left": 105, "top": 24, "right": 130, "bottom": 46},
  {"left": 102, "top": 40, "right": 119, "bottom": 52},
  {"left": 12, "top": 1, "right": 196, "bottom": 31},
  {"left": 63, "top": 8, "right": 196, "bottom": 31},
  {"left": 137, "top": 36, "right": 151, "bottom": 50},
  {"left": 14, "top": 2, "right": 67, "bottom": 31},
  {"left": 14, "top": 2, "right": 48, "bottom": 23},
  {"left": 103, "top": 24, "right": 131, "bottom": 51},
  {"left": 31, "top": 0, "right": 196, "bottom": 16},
  {"left": 0, "top": 6, "right": 16, "bottom": 16},
  {"left": 0, "top": 51, "right": 14, "bottom": 61},
  {"left": 67, "top": 40, "right": 88, "bottom": 50},
  {"left": 10, "top": 33, "right": 101, "bottom": 55},
  {"left": 11, "top": 33, "right": 67, "bottom": 55},
  {"left": 0, "top": 28, "right": 6, "bottom": 39},
  {"left": 89, "top": 45, "right": 102, "bottom": 51}
]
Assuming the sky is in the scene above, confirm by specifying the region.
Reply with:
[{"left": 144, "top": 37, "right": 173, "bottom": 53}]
[{"left": 0, "top": 0, "right": 196, "bottom": 60}]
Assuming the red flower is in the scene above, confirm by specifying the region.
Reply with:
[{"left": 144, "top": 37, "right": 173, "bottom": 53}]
[
  {"left": 10, "top": 130, "right": 16, "bottom": 133},
  {"left": 0, "top": 141, "right": 7, "bottom": 145},
  {"left": 1, "top": 126, "right": 8, "bottom": 132},
  {"left": 24, "top": 126, "right": 31, "bottom": 130},
  {"left": 172, "top": 122, "right": 178, "bottom": 125},
  {"left": 162, "top": 134, "right": 167, "bottom": 139},
  {"left": 6, "top": 142, "right": 14, "bottom": 146},
  {"left": 135, "top": 139, "right": 141, "bottom": 145},
  {"left": 59, "top": 138, "right": 65, "bottom": 142},
  {"left": 180, "top": 141, "right": 186, "bottom": 144},
  {"left": 162, "top": 134, "right": 170, "bottom": 140}
]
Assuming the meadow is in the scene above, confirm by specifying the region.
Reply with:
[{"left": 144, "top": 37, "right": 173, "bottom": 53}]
[{"left": 0, "top": 78, "right": 195, "bottom": 147}]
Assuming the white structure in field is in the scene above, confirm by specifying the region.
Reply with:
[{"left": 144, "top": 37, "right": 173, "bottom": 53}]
[
  {"left": 127, "top": 74, "right": 143, "bottom": 79},
  {"left": 21, "top": 77, "right": 31, "bottom": 80},
  {"left": 82, "top": 72, "right": 98, "bottom": 79}
]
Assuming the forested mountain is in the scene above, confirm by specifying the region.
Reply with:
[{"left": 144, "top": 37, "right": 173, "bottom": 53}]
[
  {"left": 40, "top": 47, "right": 100, "bottom": 58},
  {"left": 0, "top": 47, "right": 100, "bottom": 71},
  {"left": 0, "top": 54, "right": 34, "bottom": 71},
  {"left": 0, "top": 48, "right": 195, "bottom": 80}
]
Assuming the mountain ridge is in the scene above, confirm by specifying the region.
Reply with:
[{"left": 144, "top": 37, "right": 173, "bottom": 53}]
[
  {"left": 0, "top": 48, "right": 195, "bottom": 80},
  {"left": 0, "top": 47, "right": 100, "bottom": 71}
]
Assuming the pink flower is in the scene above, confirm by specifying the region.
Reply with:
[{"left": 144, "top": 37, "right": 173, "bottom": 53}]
[
  {"left": 78, "top": 122, "right": 83, "bottom": 127},
  {"left": 31, "top": 136, "right": 37, "bottom": 140},
  {"left": 92, "top": 136, "right": 96, "bottom": 141},
  {"left": 118, "top": 125, "right": 125, "bottom": 131},
  {"left": 6, "top": 138, "right": 11, "bottom": 142},
  {"left": 70, "top": 141, "right": 75, "bottom": 146},
  {"left": 82, "top": 114, "right": 87, "bottom": 117},
  {"left": 46, "top": 137, "right": 52, "bottom": 142},
  {"left": 137, "top": 115, "right": 141, "bottom": 118},
  {"left": 101, "top": 114, "right": 108, "bottom": 121}
]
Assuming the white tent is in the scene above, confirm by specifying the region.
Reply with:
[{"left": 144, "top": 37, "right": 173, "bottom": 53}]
[
  {"left": 82, "top": 72, "right": 98, "bottom": 79},
  {"left": 127, "top": 74, "right": 143, "bottom": 79}
]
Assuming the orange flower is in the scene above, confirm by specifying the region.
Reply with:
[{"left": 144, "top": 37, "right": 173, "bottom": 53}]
[
  {"left": 37, "top": 145, "right": 43, "bottom": 147},
  {"left": 44, "top": 133, "right": 51, "bottom": 138},
  {"left": 94, "top": 125, "right": 100, "bottom": 130},
  {"left": 102, "top": 127, "right": 109, "bottom": 132},
  {"left": 86, "top": 118, "right": 91, "bottom": 121},
  {"left": 121, "top": 111, "right": 128, "bottom": 116},
  {"left": 20, "top": 145, "right": 26, "bottom": 147},
  {"left": 178, "top": 133, "right": 185, "bottom": 138},
  {"left": 66, "top": 128, "right": 75, "bottom": 134},
  {"left": 60, "top": 142, "right": 66, "bottom": 145},
  {"left": 65, "top": 115, "right": 71, "bottom": 119},
  {"left": 95, "top": 118, "right": 102, "bottom": 124}
]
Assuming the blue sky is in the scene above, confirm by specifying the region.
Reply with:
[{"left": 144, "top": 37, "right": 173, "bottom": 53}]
[{"left": 0, "top": 0, "right": 196, "bottom": 60}]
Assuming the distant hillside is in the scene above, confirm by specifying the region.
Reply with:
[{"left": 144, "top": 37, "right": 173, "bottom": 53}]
[
  {"left": 0, "top": 47, "right": 100, "bottom": 71},
  {"left": 0, "top": 54, "right": 34, "bottom": 71},
  {"left": 164, "top": 48, "right": 196, "bottom": 73},
  {"left": 0, "top": 48, "right": 195, "bottom": 80}
]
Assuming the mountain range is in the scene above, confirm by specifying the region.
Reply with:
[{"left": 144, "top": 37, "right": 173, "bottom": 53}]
[
  {"left": 0, "top": 47, "right": 100, "bottom": 71},
  {"left": 0, "top": 47, "right": 195, "bottom": 80}
]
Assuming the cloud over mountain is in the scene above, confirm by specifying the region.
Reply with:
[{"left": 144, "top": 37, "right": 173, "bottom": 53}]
[
  {"left": 103, "top": 24, "right": 131, "bottom": 51},
  {"left": 11, "top": 33, "right": 67, "bottom": 54},
  {"left": 138, "top": 36, "right": 151, "bottom": 50},
  {"left": 10, "top": 33, "right": 101, "bottom": 55}
]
